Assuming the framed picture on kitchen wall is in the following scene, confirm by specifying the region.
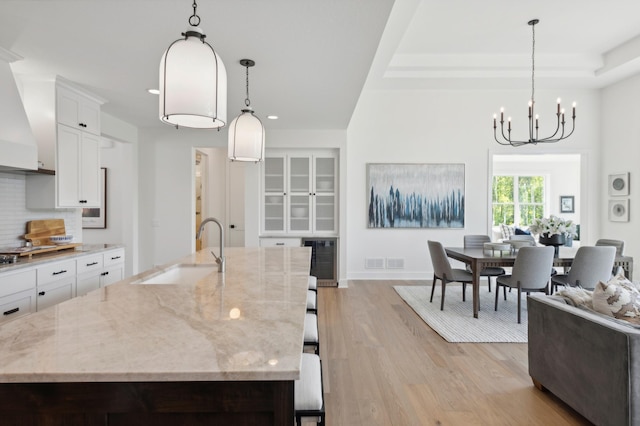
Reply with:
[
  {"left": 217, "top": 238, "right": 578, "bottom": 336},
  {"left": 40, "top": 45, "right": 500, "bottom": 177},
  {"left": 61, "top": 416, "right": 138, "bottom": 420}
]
[
  {"left": 82, "top": 167, "right": 107, "bottom": 229},
  {"left": 560, "top": 195, "right": 574, "bottom": 213},
  {"left": 366, "top": 163, "right": 465, "bottom": 228}
]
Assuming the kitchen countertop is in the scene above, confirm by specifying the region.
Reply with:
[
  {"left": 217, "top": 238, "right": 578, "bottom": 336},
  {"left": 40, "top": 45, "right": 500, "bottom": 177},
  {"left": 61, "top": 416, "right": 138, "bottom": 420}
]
[
  {"left": 0, "top": 243, "right": 124, "bottom": 273},
  {"left": 0, "top": 246, "right": 311, "bottom": 383}
]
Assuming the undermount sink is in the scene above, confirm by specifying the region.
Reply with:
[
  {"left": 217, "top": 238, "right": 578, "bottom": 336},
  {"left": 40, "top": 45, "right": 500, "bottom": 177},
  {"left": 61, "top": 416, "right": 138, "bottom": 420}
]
[{"left": 136, "top": 263, "right": 217, "bottom": 285}]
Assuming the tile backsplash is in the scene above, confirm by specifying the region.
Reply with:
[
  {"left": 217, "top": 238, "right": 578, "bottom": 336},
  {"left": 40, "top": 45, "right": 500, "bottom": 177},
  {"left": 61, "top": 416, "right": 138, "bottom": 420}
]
[{"left": 0, "top": 172, "right": 81, "bottom": 248}]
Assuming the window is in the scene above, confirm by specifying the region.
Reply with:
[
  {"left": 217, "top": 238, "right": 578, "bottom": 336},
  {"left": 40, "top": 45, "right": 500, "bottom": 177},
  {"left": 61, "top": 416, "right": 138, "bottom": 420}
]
[{"left": 492, "top": 175, "right": 545, "bottom": 227}]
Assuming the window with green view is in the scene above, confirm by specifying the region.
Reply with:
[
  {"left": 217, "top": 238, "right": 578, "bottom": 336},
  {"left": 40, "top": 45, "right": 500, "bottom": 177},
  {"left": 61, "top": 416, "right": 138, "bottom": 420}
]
[{"left": 492, "top": 175, "right": 545, "bottom": 227}]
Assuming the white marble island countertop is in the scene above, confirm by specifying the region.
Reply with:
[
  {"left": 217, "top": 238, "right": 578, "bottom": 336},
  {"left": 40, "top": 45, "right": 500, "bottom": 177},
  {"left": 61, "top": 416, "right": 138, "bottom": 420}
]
[{"left": 0, "top": 246, "right": 311, "bottom": 383}]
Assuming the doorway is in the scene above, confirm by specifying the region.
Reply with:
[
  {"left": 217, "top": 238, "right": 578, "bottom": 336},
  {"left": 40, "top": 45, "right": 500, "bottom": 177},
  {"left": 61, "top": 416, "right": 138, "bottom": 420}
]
[{"left": 194, "top": 151, "right": 208, "bottom": 251}]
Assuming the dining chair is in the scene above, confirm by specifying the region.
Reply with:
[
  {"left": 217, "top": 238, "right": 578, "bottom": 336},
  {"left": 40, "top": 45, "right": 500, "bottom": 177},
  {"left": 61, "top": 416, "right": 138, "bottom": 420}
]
[
  {"left": 596, "top": 239, "right": 625, "bottom": 275},
  {"left": 550, "top": 246, "right": 617, "bottom": 292},
  {"left": 495, "top": 246, "right": 555, "bottom": 323},
  {"left": 463, "top": 235, "right": 506, "bottom": 292},
  {"left": 427, "top": 240, "right": 473, "bottom": 310}
]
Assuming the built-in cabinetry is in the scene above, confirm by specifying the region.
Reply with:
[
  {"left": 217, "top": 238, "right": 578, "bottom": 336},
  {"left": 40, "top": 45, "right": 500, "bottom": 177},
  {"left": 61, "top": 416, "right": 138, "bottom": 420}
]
[
  {"left": 262, "top": 150, "right": 337, "bottom": 235},
  {"left": 21, "top": 76, "right": 106, "bottom": 209},
  {"left": 0, "top": 269, "right": 36, "bottom": 325},
  {"left": 0, "top": 247, "right": 124, "bottom": 323}
]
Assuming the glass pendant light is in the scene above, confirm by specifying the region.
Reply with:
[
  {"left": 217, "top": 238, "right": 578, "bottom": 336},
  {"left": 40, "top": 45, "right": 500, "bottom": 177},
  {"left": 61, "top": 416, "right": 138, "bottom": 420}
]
[
  {"left": 228, "top": 59, "right": 265, "bottom": 162},
  {"left": 159, "top": 0, "right": 227, "bottom": 129}
]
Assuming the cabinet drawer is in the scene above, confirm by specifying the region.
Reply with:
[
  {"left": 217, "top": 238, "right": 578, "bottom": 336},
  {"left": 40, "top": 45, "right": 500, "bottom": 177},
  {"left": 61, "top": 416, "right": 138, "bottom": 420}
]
[
  {"left": 76, "top": 254, "right": 104, "bottom": 275},
  {"left": 104, "top": 249, "right": 125, "bottom": 267},
  {"left": 37, "top": 260, "right": 76, "bottom": 286},
  {"left": 0, "top": 268, "right": 36, "bottom": 298},
  {"left": 0, "top": 289, "right": 36, "bottom": 324},
  {"left": 259, "top": 238, "right": 302, "bottom": 247}
]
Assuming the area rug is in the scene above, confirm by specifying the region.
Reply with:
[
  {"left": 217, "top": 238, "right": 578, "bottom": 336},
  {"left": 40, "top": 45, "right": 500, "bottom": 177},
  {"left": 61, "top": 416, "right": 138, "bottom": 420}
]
[{"left": 394, "top": 285, "right": 528, "bottom": 343}]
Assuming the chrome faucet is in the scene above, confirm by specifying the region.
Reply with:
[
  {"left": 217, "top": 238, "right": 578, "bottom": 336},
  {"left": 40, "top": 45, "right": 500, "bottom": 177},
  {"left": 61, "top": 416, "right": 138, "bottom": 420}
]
[{"left": 196, "top": 217, "right": 225, "bottom": 273}]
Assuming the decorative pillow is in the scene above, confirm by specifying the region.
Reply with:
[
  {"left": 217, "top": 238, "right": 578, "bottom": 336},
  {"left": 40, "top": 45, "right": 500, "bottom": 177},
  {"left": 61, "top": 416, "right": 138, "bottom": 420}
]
[
  {"left": 557, "top": 287, "right": 593, "bottom": 309},
  {"left": 499, "top": 223, "right": 514, "bottom": 240},
  {"left": 592, "top": 274, "right": 640, "bottom": 324},
  {"left": 514, "top": 227, "right": 531, "bottom": 235}
]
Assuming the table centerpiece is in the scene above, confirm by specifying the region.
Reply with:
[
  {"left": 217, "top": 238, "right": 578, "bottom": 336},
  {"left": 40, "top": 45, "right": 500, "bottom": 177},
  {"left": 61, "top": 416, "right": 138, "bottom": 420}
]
[{"left": 529, "top": 215, "right": 578, "bottom": 256}]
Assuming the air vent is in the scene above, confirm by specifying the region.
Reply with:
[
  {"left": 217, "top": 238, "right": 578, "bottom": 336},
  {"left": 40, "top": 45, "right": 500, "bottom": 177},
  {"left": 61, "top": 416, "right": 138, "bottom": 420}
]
[
  {"left": 365, "top": 258, "right": 385, "bottom": 269},
  {"left": 386, "top": 258, "right": 405, "bottom": 269}
]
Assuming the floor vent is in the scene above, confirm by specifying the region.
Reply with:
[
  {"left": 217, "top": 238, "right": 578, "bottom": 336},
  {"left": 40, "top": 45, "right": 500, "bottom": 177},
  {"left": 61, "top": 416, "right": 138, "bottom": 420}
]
[
  {"left": 365, "top": 258, "right": 385, "bottom": 269},
  {"left": 386, "top": 258, "right": 405, "bottom": 269}
]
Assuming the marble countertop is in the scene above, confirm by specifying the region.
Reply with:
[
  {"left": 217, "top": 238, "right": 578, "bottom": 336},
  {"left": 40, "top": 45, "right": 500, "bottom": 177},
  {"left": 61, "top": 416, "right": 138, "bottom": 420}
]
[
  {"left": 0, "top": 244, "right": 124, "bottom": 273},
  {"left": 0, "top": 246, "right": 311, "bottom": 383}
]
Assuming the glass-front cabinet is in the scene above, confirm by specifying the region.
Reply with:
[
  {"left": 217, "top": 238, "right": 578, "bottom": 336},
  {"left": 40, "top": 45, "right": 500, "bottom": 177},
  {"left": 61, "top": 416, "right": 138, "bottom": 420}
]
[{"left": 262, "top": 149, "right": 337, "bottom": 235}]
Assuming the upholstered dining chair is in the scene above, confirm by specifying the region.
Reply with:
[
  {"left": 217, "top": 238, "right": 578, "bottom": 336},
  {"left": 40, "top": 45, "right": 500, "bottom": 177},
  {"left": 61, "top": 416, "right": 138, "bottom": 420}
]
[
  {"left": 427, "top": 240, "right": 473, "bottom": 310},
  {"left": 463, "top": 235, "right": 506, "bottom": 292},
  {"left": 596, "top": 239, "right": 625, "bottom": 275},
  {"left": 550, "top": 246, "right": 617, "bottom": 292},
  {"left": 495, "top": 246, "right": 555, "bottom": 323}
]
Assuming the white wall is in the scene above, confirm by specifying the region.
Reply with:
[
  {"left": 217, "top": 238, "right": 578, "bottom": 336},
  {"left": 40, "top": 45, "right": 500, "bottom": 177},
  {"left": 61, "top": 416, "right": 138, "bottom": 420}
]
[
  {"left": 346, "top": 88, "right": 602, "bottom": 280},
  {"left": 601, "top": 74, "right": 640, "bottom": 262}
]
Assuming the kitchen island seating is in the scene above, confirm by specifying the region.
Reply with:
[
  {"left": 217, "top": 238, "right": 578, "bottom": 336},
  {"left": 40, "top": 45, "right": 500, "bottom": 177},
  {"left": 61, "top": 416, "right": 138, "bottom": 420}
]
[
  {"left": 463, "top": 235, "right": 506, "bottom": 292},
  {"left": 428, "top": 240, "right": 473, "bottom": 310},
  {"left": 495, "top": 246, "right": 555, "bottom": 323},
  {"left": 304, "top": 312, "right": 319, "bottom": 355},
  {"left": 295, "top": 353, "right": 325, "bottom": 426},
  {"left": 550, "top": 246, "right": 617, "bottom": 292}
]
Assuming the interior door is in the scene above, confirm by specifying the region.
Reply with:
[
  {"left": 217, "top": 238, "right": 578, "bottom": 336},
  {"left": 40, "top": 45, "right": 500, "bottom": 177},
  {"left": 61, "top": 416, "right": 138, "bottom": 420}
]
[{"left": 227, "top": 161, "right": 246, "bottom": 247}]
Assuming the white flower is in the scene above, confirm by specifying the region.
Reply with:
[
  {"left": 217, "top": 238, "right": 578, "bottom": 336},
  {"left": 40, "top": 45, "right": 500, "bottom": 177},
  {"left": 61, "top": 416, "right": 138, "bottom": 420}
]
[{"left": 529, "top": 215, "right": 577, "bottom": 238}]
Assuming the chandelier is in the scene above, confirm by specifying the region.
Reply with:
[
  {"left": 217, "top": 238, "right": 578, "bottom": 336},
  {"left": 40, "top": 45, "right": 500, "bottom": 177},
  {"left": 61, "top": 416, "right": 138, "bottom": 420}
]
[
  {"left": 493, "top": 19, "right": 576, "bottom": 147},
  {"left": 159, "top": 0, "right": 227, "bottom": 129},
  {"left": 228, "top": 59, "right": 265, "bottom": 162}
]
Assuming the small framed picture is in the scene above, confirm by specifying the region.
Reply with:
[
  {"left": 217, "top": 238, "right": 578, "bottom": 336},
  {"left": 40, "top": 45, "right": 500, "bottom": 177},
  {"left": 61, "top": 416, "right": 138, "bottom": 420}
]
[
  {"left": 609, "top": 199, "right": 629, "bottom": 222},
  {"left": 560, "top": 195, "right": 574, "bottom": 213},
  {"left": 608, "top": 172, "right": 630, "bottom": 196}
]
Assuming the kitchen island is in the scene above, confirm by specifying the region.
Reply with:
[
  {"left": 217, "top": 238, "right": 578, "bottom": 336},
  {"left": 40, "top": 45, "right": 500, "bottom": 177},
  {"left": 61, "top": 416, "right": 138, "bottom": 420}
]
[{"left": 0, "top": 246, "right": 311, "bottom": 425}]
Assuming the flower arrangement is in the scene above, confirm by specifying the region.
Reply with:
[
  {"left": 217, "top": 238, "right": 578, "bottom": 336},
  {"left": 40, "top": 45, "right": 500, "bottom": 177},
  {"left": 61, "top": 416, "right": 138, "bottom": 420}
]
[{"left": 529, "top": 215, "right": 578, "bottom": 238}]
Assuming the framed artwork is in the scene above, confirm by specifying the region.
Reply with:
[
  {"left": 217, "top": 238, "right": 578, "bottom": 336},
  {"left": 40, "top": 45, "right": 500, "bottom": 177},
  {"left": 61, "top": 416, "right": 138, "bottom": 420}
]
[
  {"left": 608, "top": 199, "right": 629, "bottom": 222},
  {"left": 366, "top": 163, "right": 465, "bottom": 228},
  {"left": 560, "top": 195, "right": 574, "bottom": 213},
  {"left": 82, "top": 167, "right": 107, "bottom": 229},
  {"left": 608, "top": 172, "right": 630, "bottom": 196}
]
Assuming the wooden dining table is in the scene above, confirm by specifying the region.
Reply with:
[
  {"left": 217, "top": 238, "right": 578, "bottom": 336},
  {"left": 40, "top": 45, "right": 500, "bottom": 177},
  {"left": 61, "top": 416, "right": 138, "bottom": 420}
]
[{"left": 445, "top": 246, "right": 634, "bottom": 319}]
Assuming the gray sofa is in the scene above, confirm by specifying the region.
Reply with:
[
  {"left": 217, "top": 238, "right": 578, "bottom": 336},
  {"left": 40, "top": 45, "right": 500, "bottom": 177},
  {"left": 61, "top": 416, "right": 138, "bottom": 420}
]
[{"left": 527, "top": 294, "right": 640, "bottom": 426}]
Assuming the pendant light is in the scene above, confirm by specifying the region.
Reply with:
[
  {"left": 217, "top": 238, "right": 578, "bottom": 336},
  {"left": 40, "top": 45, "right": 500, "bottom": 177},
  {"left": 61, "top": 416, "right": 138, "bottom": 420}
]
[
  {"left": 228, "top": 59, "right": 265, "bottom": 162},
  {"left": 159, "top": 0, "right": 227, "bottom": 129},
  {"left": 493, "top": 19, "right": 577, "bottom": 146}
]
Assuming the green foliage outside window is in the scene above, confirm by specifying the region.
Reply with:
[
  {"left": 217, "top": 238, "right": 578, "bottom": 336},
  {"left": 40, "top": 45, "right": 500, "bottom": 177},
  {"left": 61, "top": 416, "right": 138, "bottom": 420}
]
[{"left": 492, "top": 175, "right": 545, "bottom": 226}]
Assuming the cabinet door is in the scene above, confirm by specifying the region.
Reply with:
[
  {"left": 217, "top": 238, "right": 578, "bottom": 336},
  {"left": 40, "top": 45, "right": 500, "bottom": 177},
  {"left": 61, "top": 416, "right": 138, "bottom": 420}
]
[
  {"left": 1, "top": 289, "right": 36, "bottom": 324},
  {"left": 56, "top": 125, "right": 82, "bottom": 207},
  {"left": 79, "top": 132, "right": 101, "bottom": 206},
  {"left": 76, "top": 272, "right": 101, "bottom": 297},
  {"left": 37, "top": 278, "right": 75, "bottom": 311},
  {"left": 288, "top": 156, "right": 312, "bottom": 233},
  {"left": 313, "top": 157, "right": 337, "bottom": 233},
  {"left": 263, "top": 157, "right": 286, "bottom": 232},
  {"left": 100, "top": 265, "right": 123, "bottom": 287},
  {"left": 57, "top": 86, "right": 101, "bottom": 135}
]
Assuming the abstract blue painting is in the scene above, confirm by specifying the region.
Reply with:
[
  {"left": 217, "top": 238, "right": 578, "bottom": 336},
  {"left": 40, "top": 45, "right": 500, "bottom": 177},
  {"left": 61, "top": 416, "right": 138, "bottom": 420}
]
[{"left": 367, "top": 163, "right": 465, "bottom": 228}]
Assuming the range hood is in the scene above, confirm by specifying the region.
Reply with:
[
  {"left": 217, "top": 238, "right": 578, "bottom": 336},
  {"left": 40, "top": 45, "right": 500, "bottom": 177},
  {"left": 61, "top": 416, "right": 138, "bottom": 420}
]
[{"left": 0, "top": 47, "right": 38, "bottom": 172}]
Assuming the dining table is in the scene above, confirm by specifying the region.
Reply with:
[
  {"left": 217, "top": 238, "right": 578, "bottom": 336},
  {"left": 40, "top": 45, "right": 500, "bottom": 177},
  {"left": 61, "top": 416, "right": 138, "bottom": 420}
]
[{"left": 445, "top": 246, "right": 634, "bottom": 319}]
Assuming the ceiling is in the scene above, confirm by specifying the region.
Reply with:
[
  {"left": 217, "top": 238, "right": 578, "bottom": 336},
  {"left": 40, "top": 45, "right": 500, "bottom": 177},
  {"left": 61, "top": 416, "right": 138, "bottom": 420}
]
[{"left": 2, "top": 0, "right": 640, "bottom": 133}]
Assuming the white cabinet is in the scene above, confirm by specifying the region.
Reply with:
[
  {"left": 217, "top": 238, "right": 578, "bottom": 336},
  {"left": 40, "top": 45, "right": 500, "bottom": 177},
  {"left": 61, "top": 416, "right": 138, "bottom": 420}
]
[
  {"left": 56, "top": 85, "right": 101, "bottom": 135},
  {"left": 76, "top": 248, "right": 125, "bottom": 296},
  {"left": 0, "top": 268, "right": 36, "bottom": 324},
  {"left": 22, "top": 76, "right": 105, "bottom": 209},
  {"left": 259, "top": 238, "right": 302, "bottom": 247},
  {"left": 262, "top": 150, "right": 337, "bottom": 235},
  {"left": 36, "top": 259, "right": 76, "bottom": 311}
]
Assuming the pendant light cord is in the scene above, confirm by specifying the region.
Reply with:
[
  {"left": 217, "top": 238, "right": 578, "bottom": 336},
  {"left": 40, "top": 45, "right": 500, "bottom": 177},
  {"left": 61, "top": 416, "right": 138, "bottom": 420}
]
[
  {"left": 189, "top": 0, "right": 201, "bottom": 26},
  {"left": 245, "top": 64, "right": 251, "bottom": 107},
  {"left": 531, "top": 21, "right": 536, "bottom": 108}
]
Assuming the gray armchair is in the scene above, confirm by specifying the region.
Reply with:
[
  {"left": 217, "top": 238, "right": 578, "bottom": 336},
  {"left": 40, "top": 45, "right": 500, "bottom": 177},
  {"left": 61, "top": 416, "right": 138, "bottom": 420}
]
[{"left": 551, "top": 246, "right": 616, "bottom": 292}]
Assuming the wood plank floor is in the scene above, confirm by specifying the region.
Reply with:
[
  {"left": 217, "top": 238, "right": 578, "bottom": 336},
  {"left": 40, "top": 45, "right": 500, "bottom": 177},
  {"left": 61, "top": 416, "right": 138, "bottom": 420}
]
[{"left": 312, "top": 280, "right": 593, "bottom": 426}]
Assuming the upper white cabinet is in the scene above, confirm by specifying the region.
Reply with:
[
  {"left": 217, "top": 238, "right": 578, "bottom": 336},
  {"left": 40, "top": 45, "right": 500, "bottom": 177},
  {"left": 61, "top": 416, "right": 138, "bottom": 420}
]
[
  {"left": 262, "top": 149, "right": 337, "bottom": 235},
  {"left": 56, "top": 85, "right": 101, "bottom": 135},
  {"left": 21, "top": 76, "right": 106, "bottom": 209}
]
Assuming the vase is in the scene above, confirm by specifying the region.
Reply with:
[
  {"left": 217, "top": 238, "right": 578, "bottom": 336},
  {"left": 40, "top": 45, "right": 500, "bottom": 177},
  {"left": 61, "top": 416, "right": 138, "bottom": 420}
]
[{"left": 538, "top": 233, "right": 566, "bottom": 257}]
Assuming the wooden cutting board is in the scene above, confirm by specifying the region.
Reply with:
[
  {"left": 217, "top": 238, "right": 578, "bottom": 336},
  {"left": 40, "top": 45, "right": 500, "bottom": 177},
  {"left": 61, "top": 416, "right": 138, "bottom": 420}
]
[{"left": 24, "top": 219, "right": 67, "bottom": 246}]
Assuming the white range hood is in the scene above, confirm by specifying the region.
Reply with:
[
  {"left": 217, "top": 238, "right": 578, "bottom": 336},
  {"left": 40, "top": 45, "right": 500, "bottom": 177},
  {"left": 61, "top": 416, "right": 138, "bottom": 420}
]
[{"left": 0, "top": 46, "right": 38, "bottom": 172}]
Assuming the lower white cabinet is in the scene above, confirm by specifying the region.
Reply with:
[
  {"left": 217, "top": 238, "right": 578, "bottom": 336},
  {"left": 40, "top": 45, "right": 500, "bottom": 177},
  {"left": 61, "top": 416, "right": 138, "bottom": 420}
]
[
  {"left": 36, "top": 259, "right": 76, "bottom": 311},
  {"left": 76, "top": 248, "right": 125, "bottom": 297},
  {"left": 0, "top": 269, "right": 37, "bottom": 324},
  {"left": 259, "top": 238, "right": 302, "bottom": 247}
]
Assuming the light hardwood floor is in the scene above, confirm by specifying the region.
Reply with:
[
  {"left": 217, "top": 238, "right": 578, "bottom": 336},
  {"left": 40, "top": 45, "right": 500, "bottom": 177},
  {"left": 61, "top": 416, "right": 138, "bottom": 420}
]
[{"left": 313, "top": 280, "right": 592, "bottom": 426}]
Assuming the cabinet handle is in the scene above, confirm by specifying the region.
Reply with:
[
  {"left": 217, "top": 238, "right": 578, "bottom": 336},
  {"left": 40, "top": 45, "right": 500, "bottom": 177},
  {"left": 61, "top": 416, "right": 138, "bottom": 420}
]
[
  {"left": 79, "top": 123, "right": 87, "bottom": 128},
  {"left": 38, "top": 291, "right": 46, "bottom": 296},
  {"left": 3, "top": 307, "right": 19, "bottom": 316},
  {"left": 86, "top": 262, "right": 98, "bottom": 266},
  {"left": 79, "top": 200, "right": 87, "bottom": 204},
  {"left": 276, "top": 243, "right": 285, "bottom": 246},
  {"left": 52, "top": 270, "right": 67, "bottom": 276},
  {"left": 101, "top": 271, "right": 109, "bottom": 276},
  {"left": 111, "top": 256, "right": 121, "bottom": 260}
]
